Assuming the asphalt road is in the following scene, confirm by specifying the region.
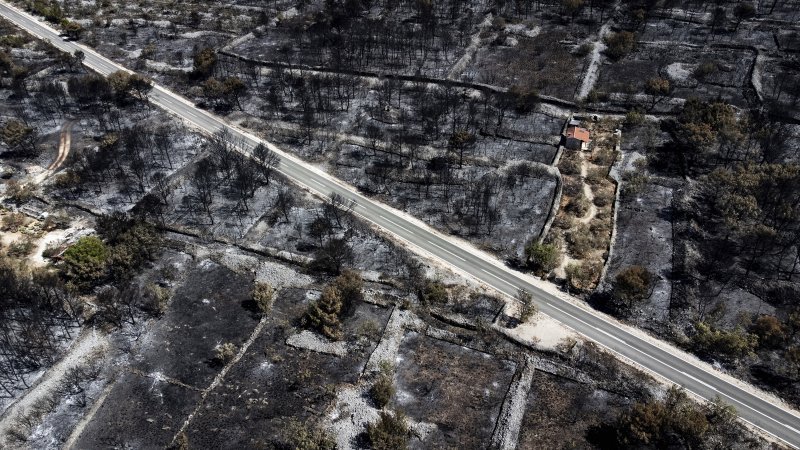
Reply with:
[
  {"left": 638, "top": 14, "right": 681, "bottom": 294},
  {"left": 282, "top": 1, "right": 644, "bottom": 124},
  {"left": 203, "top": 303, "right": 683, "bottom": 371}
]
[{"left": 2, "top": 1, "right": 800, "bottom": 446}]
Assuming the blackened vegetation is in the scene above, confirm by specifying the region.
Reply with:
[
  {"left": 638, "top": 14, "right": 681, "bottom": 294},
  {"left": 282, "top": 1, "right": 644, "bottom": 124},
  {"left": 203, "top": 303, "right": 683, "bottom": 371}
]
[
  {"left": 619, "top": 97, "right": 800, "bottom": 404},
  {"left": 0, "top": 258, "right": 82, "bottom": 397},
  {"left": 304, "top": 193, "right": 356, "bottom": 274},
  {"left": 183, "top": 129, "right": 279, "bottom": 225}
]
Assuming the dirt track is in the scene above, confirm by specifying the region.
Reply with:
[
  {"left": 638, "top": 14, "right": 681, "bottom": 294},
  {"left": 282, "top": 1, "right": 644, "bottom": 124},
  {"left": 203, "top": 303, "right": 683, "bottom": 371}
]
[{"left": 47, "top": 120, "right": 74, "bottom": 172}]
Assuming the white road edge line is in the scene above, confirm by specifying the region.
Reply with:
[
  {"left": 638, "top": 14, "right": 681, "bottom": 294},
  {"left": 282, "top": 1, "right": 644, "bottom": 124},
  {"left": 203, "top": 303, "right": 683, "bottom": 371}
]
[
  {"left": 426, "top": 240, "right": 466, "bottom": 262},
  {"left": 378, "top": 215, "right": 415, "bottom": 235}
]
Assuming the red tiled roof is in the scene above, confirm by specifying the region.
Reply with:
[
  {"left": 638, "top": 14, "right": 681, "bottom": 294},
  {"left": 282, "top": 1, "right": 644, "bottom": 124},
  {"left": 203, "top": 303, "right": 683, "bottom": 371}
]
[{"left": 566, "top": 126, "right": 590, "bottom": 142}]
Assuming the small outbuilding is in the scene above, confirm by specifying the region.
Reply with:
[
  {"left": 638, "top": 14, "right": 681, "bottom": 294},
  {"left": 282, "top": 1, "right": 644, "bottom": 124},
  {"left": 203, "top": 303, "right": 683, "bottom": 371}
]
[{"left": 565, "top": 125, "right": 590, "bottom": 151}]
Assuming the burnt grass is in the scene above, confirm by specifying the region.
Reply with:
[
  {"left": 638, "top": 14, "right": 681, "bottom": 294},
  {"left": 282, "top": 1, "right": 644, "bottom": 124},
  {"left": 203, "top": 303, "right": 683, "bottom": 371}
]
[
  {"left": 393, "top": 331, "right": 516, "bottom": 449},
  {"left": 517, "top": 371, "right": 627, "bottom": 450},
  {"left": 72, "top": 371, "right": 202, "bottom": 449},
  {"left": 184, "top": 288, "right": 392, "bottom": 449},
  {"left": 595, "top": 44, "right": 755, "bottom": 107},
  {"left": 131, "top": 260, "right": 261, "bottom": 389}
]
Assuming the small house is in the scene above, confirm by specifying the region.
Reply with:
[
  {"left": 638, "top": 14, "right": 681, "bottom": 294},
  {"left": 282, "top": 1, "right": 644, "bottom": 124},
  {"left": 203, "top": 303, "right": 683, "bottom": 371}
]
[{"left": 565, "top": 125, "right": 590, "bottom": 151}]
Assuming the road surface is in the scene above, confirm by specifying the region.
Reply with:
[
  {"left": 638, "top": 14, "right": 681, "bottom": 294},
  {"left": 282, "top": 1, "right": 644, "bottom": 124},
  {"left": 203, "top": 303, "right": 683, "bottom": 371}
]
[{"left": 2, "top": 1, "right": 799, "bottom": 446}]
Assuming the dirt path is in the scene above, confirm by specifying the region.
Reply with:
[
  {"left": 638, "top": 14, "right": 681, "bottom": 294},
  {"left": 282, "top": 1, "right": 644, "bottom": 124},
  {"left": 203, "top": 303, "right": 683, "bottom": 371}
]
[
  {"left": 446, "top": 13, "right": 494, "bottom": 80},
  {"left": 555, "top": 153, "right": 597, "bottom": 278},
  {"left": 576, "top": 22, "right": 612, "bottom": 101},
  {"left": 577, "top": 156, "right": 597, "bottom": 224},
  {"left": 31, "top": 120, "right": 74, "bottom": 185},
  {"left": 751, "top": 50, "right": 765, "bottom": 103},
  {"left": 48, "top": 120, "right": 74, "bottom": 172},
  {"left": 0, "top": 328, "right": 109, "bottom": 447}
]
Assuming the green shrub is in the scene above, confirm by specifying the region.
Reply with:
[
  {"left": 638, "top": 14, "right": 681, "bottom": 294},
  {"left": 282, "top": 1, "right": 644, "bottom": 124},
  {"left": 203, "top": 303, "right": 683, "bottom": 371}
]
[
  {"left": 604, "top": 31, "right": 636, "bottom": 61},
  {"left": 5, "top": 181, "right": 34, "bottom": 205},
  {"left": 561, "top": 176, "right": 583, "bottom": 197},
  {"left": 750, "top": 315, "right": 785, "bottom": 349},
  {"left": 303, "top": 285, "right": 344, "bottom": 340},
  {"left": 517, "top": 288, "right": 536, "bottom": 322},
  {"left": 593, "top": 148, "right": 618, "bottom": 166},
  {"left": 62, "top": 236, "right": 109, "bottom": 288},
  {"left": 1, "top": 212, "right": 26, "bottom": 232},
  {"left": 566, "top": 224, "right": 593, "bottom": 258},
  {"left": 592, "top": 186, "right": 615, "bottom": 207},
  {"left": 565, "top": 261, "right": 601, "bottom": 292},
  {"left": 8, "top": 238, "right": 34, "bottom": 257},
  {"left": 282, "top": 420, "right": 335, "bottom": 450},
  {"left": 565, "top": 191, "right": 590, "bottom": 217},
  {"left": 370, "top": 371, "right": 395, "bottom": 409},
  {"left": 367, "top": 411, "right": 409, "bottom": 450},
  {"left": 420, "top": 280, "right": 449, "bottom": 305},
  {"left": 574, "top": 42, "right": 594, "bottom": 57},
  {"left": 214, "top": 342, "right": 237, "bottom": 364},
  {"left": 141, "top": 284, "right": 170, "bottom": 318},
  {"left": 691, "top": 322, "right": 757, "bottom": 361},
  {"left": 525, "top": 241, "right": 561, "bottom": 275},
  {"left": 694, "top": 61, "right": 718, "bottom": 80},
  {"left": 645, "top": 77, "right": 671, "bottom": 96},
  {"left": 253, "top": 282, "right": 274, "bottom": 314},
  {"left": 553, "top": 213, "right": 574, "bottom": 230},
  {"left": 586, "top": 89, "right": 609, "bottom": 103},
  {"left": 624, "top": 110, "right": 645, "bottom": 127},
  {"left": 332, "top": 269, "right": 363, "bottom": 317},
  {"left": 0, "top": 35, "right": 27, "bottom": 48},
  {"left": 585, "top": 167, "right": 606, "bottom": 185},
  {"left": 560, "top": 157, "right": 582, "bottom": 175},
  {"left": 613, "top": 266, "right": 652, "bottom": 307},
  {"left": 614, "top": 387, "right": 709, "bottom": 448}
]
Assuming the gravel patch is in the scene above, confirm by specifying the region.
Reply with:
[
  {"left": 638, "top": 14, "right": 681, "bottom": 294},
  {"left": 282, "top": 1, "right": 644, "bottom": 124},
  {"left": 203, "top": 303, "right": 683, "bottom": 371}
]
[
  {"left": 286, "top": 330, "right": 347, "bottom": 357},
  {"left": 489, "top": 355, "right": 536, "bottom": 450}
]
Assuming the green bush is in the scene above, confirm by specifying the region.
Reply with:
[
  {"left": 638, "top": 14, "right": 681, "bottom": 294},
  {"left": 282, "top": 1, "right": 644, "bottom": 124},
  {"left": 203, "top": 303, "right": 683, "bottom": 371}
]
[
  {"left": 574, "top": 42, "right": 594, "bottom": 57},
  {"left": 624, "top": 110, "right": 645, "bottom": 127},
  {"left": 560, "top": 157, "right": 582, "bottom": 175},
  {"left": 645, "top": 77, "right": 671, "bottom": 96},
  {"left": 525, "top": 241, "right": 561, "bottom": 275},
  {"left": 95, "top": 213, "right": 163, "bottom": 282},
  {"left": 62, "top": 236, "right": 109, "bottom": 288},
  {"left": 694, "top": 61, "right": 718, "bottom": 80},
  {"left": 565, "top": 261, "right": 601, "bottom": 292},
  {"left": 750, "top": 315, "right": 785, "bottom": 349},
  {"left": 367, "top": 411, "right": 409, "bottom": 450},
  {"left": 214, "top": 342, "right": 237, "bottom": 364},
  {"left": 614, "top": 387, "right": 709, "bottom": 448},
  {"left": 370, "top": 371, "right": 395, "bottom": 409},
  {"left": 1, "top": 212, "right": 26, "bottom": 232},
  {"left": 4, "top": 181, "right": 34, "bottom": 205},
  {"left": 517, "top": 288, "right": 536, "bottom": 322},
  {"left": 586, "top": 89, "right": 609, "bottom": 103},
  {"left": 585, "top": 168, "right": 607, "bottom": 185},
  {"left": 0, "top": 35, "right": 27, "bottom": 48},
  {"left": 8, "top": 238, "right": 34, "bottom": 257},
  {"left": 303, "top": 285, "right": 344, "bottom": 340},
  {"left": 420, "top": 280, "right": 449, "bottom": 305},
  {"left": 332, "top": 269, "right": 363, "bottom": 317},
  {"left": 592, "top": 186, "right": 615, "bottom": 207},
  {"left": 282, "top": 420, "right": 335, "bottom": 450},
  {"left": 613, "top": 266, "right": 652, "bottom": 309},
  {"left": 691, "top": 322, "right": 757, "bottom": 361},
  {"left": 565, "top": 191, "right": 590, "bottom": 217},
  {"left": 253, "top": 282, "right": 274, "bottom": 314},
  {"left": 604, "top": 31, "right": 636, "bottom": 61},
  {"left": 566, "top": 224, "right": 593, "bottom": 258},
  {"left": 553, "top": 213, "right": 574, "bottom": 230}
]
